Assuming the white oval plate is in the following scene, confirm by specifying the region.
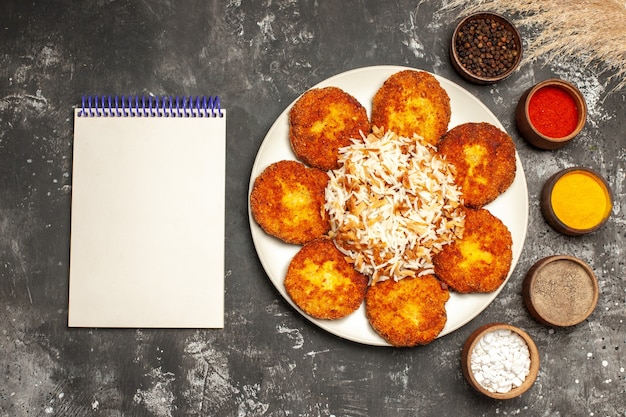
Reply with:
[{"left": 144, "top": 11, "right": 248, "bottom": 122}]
[{"left": 248, "top": 65, "right": 529, "bottom": 346}]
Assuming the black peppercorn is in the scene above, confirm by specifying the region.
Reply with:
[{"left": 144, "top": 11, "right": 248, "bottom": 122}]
[{"left": 454, "top": 16, "right": 520, "bottom": 79}]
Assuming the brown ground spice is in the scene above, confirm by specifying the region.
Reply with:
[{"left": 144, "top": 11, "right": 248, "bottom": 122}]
[{"left": 530, "top": 259, "right": 596, "bottom": 325}]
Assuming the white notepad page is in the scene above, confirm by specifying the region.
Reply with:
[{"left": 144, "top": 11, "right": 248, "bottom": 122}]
[{"left": 69, "top": 108, "right": 226, "bottom": 328}]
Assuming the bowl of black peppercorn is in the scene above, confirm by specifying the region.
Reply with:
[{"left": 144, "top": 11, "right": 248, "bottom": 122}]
[{"left": 450, "top": 12, "right": 522, "bottom": 84}]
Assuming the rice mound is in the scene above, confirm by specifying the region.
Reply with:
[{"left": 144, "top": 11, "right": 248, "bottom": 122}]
[{"left": 325, "top": 127, "right": 465, "bottom": 284}]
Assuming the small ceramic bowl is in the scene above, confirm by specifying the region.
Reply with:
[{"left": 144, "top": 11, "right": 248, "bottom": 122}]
[
  {"left": 461, "top": 323, "right": 539, "bottom": 399},
  {"left": 541, "top": 167, "right": 613, "bottom": 236},
  {"left": 516, "top": 79, "right": 587, "bottom": 149},
  {"left": 450, "top": 12, "right": 522, "bottom": 84},
  {"left": 523, "top": 255, "right": 599, "bottom": 327}
]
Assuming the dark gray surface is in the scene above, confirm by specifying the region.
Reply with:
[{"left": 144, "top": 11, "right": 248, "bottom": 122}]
[{"left": 1, "top": 1, "right": 624, "bottom": 416}]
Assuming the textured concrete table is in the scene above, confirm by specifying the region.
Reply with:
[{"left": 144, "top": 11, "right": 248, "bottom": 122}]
[{"left": 1, "top": 1, "right": 624, "bottom": 416}]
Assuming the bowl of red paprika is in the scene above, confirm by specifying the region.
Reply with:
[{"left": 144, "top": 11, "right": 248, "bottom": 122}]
[{"left": 516, "top": 79, "right": 587, "bottom": 149}]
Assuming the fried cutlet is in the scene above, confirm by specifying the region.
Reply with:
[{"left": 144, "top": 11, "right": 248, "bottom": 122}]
[
  {"left": 365, "top": 275, "right": 450, "bottom": 346},
  {"left": 433, "top": 207, "right": 513, "bottom": 293},
  {"left": 289, "top": 86, "right": 370, "bottom": 171},
  {"left": 284, "top": 238, "right": 369, "bottom": 320},
  {"left": 437, "top": 122, "right": 516, "bottom": 208},
  {"left": 250, "top": 160, "right": 330, "bottom": 245},
  {"left": 371, "top": 70, "right": 451, "bottom": 145}
]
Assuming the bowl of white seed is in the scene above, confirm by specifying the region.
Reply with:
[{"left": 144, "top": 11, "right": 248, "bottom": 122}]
[{"left": 461, "top": 323, "right": 540, "bottom": 399}]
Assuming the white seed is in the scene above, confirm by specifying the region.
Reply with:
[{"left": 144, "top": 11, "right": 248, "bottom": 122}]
[{"left": 470, "top": 329, "right": 531, "bottom": 393}]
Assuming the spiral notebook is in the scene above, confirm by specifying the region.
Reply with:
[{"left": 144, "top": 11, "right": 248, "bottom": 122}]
[{"left": 68, "top": 96, "right": 226, "bottom": 328}]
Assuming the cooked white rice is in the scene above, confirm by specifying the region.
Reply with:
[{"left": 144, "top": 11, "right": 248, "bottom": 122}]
[{"left": 324, "top": 128, "right": 465, "bottom": 284}]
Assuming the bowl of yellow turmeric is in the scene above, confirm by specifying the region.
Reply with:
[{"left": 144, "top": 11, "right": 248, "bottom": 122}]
[{"left": 541, "top": 167, "right": 613, "bottom": 236}]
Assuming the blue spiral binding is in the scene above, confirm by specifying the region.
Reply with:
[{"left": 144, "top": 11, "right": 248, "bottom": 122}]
[{"left": 78, "top": 95, "right": 223, "bottom": 118}]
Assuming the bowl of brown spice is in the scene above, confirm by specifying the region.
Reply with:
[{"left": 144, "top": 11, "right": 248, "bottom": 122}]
[
  {"left": 450, "top": 12, "right": 522, "bottom": 84},
  {"left": 523, "top": 255, "right": 599, "bottom": 327}
]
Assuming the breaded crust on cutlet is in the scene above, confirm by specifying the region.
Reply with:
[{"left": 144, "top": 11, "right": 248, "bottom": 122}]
[
  {"left": 289, "top": 86, "right": 370, "bottom": 171},
  {"left": 284, "top": 239, "right": 368, "bottom": 320},
  {"left": 371, "top": 70, "right": 451, "bottom": 145},
  {"left": 250, "top": 160, "right": 330, "bottom": 245},
  {"left": 433, "top": 207, "right": 513, "bottom": 293},
  {"left": 437, "top": 122, "right": 516, "bottom": 208},
  {"left": 365, "top": 275, "right": 450, "bottom": 346}
]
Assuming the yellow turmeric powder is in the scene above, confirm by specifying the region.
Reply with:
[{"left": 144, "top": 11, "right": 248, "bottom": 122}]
[{"left": 550, "top": 170, "right": 612, "bottom": 230}]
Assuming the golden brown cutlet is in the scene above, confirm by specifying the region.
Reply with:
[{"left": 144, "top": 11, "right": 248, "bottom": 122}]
[
  {"left": 371, "top": 70, "right": 451, "bottom": 145},
  {"left": 289, "top": 86, "right": 370, "bottom": 171},
  {"left": 437, "top": 122, "right": 516, "bottom": 208},
  {"left": 284, "top": 238, "right": 369, "bottom": 320},
  {"left": 365, "top": 274, "right": 450, "bottom": 346},
  {"left": 250, "top": 160, "right": 330, "bottom": 245},
  {"left": 433, "top": 207, "right": 513, "bottom": 293}
]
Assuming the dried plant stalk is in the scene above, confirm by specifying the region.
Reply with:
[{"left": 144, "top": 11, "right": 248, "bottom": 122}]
[{"left": 441, "top": 0, "right": 626, "bottom": 91}]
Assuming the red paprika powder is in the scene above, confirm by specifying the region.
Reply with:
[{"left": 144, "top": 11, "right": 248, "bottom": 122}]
[{"left": 528, "top": 86, "right": 579, "bottom": 138}]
